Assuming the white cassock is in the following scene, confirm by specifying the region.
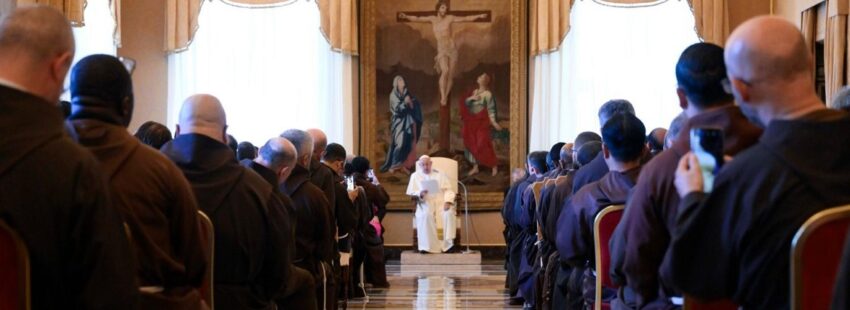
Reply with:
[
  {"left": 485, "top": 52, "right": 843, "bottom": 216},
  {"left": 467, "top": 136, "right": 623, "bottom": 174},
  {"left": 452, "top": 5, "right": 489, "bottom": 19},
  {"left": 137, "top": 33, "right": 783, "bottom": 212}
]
[{"left": 407, "top": 169, "right": 457, "bottom": 253}]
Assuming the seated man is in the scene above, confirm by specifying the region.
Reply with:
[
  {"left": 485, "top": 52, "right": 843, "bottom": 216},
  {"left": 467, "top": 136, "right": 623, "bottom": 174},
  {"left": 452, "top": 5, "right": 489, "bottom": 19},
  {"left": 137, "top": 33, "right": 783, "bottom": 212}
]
[
  {"left": 68, "top": 55, "right": 207, "bottom": 309},
  {"left": 557, "top": 113, "right": 647, "bottom": 307},
  {"left": 0, "top": 6, "right": 138, "bottom": 308},
  {"left": 240, "top": 138, "right": 317, "bottom": 310},
  {"left": 279, "top": 129, "right": 335, "bottom": 309},
  {"left": 161, "top": 94, "right": 289, "bottom": 309},
  {"left": 669, "top": 17, "right": 850, "bottom": 309},
  {"left": 406, "top": 155, "right": 458, "bottom": 253}
]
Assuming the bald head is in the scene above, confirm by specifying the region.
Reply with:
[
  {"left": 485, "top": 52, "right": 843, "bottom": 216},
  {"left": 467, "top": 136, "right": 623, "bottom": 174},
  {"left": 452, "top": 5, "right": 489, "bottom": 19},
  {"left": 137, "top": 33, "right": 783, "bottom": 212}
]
[
  {"left": 725, "top": 16, "right": 823, "bottom": 122},
  {"left": 280, "top": 129, "right": 313, "bottom": 166},
  {"left": 306, "top": 128, "right": 327, "bottom": 161},
  {"left": 647, "top": 128, "right": 667, "bottom": 153},
  {"left": 177, "top": 94, "right": 227, "bottom": 142},
  {"left": 559, "top": 142, "right": 575, "bottom": 170},
  {"left": 726, "top": 17, "right": 810, "bottom": 84},
  {"left": 0, "top": 6, "right": 73, "bottom": 60},
  {"left": 257, "top": 137, "right": 297, "bottom": 184},
  {"left": 0, "top": 5, "right": 75, "bottom": 102}
]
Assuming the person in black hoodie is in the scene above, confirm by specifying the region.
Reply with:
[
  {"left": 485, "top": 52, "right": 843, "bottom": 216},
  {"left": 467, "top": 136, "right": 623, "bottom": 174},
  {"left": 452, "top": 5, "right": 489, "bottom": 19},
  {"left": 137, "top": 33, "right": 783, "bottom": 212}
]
[
  {"left": 161, "top": 94, "right": 289, "bottom": 310},
  {"left": 670, "top": 16, "right": 850, "bottom": 309},
  {"left": 280, "top": 129, "right": 335, "bottom": 309},
  {"left": 0, "top": 6, "right": 139, "bottom": 309}
]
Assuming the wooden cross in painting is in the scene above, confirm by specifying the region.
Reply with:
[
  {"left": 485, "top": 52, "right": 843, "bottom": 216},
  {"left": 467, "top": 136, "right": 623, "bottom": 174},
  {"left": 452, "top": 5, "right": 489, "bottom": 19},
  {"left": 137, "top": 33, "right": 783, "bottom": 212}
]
[{"left": 397, "top": 0, "right": 491, "bottom": 153}]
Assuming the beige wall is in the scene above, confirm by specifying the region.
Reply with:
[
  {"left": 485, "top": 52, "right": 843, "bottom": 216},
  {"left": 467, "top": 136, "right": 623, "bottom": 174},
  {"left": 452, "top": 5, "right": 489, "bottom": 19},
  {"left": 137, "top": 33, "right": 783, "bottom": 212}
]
[
  {"left": 383, "top": 211, "right": 506, "bottom": 246},
  {"left": 775, "top": 0, "right": 826, "bottom": 25},
  {"left": 729, "top": 0, "right": 773, "bottom": 30},
  {"left": 118, "top": 0, "right": 168, "bottom": 133}
]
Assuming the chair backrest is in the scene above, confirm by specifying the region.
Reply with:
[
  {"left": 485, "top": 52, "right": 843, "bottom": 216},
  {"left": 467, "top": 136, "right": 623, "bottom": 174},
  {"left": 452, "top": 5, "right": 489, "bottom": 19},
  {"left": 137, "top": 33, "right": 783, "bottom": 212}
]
[
  {"left": 594, "top": 204, "right": 624, "bottom": 310},
  {"left": 197, "top": 211, "right": 214, "bottom": 310},
  {"left": 531, "top": 182, "right": 544, "bottom": 207},
  {"left": 0, "top": 219, "right": 29, "bottom": 310},
  {"left": 682, "top": 296, "right": 739, "bottom": 310},
  {"left": 429, "top": 157, "right": 458, "bottom": 193},
  {"left": 555, "top": 175, "right": 568, "bottom": 186},
  {"left": 791, "top": 204, "right": 850, "bottom": 310}
]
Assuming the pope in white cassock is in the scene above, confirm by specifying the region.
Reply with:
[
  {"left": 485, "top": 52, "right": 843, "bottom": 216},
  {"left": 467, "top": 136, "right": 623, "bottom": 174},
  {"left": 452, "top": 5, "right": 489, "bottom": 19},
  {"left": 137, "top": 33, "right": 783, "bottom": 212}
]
[{"left": 407, "top": 155, "right": 457, "bottom": 253}]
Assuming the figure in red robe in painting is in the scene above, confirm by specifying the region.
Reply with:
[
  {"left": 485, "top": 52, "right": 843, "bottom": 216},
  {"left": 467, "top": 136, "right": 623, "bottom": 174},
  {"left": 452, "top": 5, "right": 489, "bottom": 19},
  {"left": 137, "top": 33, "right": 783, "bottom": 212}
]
[{"left": 459, "top": 73, "right": 502, "bottom": 176}]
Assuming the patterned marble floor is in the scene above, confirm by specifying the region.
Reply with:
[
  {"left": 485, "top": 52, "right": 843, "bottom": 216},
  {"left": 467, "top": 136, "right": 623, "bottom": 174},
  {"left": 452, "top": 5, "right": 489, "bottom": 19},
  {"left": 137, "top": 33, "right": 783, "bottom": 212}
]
[{"left": 346, "top": 261, "right": 521, "bottom": 309}]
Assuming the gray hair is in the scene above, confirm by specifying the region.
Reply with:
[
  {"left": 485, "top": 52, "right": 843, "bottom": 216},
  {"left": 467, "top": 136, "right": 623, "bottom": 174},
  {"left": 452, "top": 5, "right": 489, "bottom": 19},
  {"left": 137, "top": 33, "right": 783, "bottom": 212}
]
[
  {"left": 258, "top": 138, "right": 296, "bottom": 172},
  {"left": 832, "top": 86, "right": 850, "bottom": 112},
  {"left": 598, "top": 99, "right": 635, "bottom": 127},
  {"left": 665, "top": 112, "right": 688, "bottom": 149},
  {"left": 280, "top": 129, "right": 313, "bottom": 160}
]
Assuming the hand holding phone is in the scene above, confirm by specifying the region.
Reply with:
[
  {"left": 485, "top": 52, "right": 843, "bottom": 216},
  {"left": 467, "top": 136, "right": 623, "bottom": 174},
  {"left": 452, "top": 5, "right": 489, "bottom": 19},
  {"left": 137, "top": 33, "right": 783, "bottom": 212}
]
[{"left": 690, "top": 127, "right": 724, "bottom": 192}]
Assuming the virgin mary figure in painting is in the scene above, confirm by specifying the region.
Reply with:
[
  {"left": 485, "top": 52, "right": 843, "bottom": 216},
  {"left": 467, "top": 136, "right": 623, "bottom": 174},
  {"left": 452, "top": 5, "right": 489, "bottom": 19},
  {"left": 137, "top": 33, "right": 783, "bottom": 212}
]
[
  {"left": 460, "top": 73, "right": 502, "bottom": 176},
  {"left": 380, "top": 75, "right": 423, "bottom": 174}
]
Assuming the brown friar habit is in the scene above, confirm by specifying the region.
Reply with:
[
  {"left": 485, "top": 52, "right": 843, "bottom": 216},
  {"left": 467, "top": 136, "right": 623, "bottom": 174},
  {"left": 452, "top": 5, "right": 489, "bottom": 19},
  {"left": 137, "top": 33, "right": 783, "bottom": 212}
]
[
  {"left": 611, "top": 106, "right": 761, "bottom": 308},
  {"left": 310, "top": 158, "right": 337, "bottom": 210},
  {"left": 239, "top": 159, "right": 320, "bottom": 309},
  {"left": 516, "top": 174, "right": 546, "bottom": 305},
  {"left": 557, "top": 167, "right": 641, "bottom": 305},
  {"left": 353, "top": 172, "right": 390, "bottom": 221},
  {"left": 280, "top": 164, "right": 334, "bottom": 279},
  {"left": 666, "top": 110, "right": 850, "bottom": 309},
  {"left": 239, "top": 159, "right": 296, "bottom": 274},
  {"left": 0, "top": 85, "right": 138, "bottom": 309},
  {"left": 542, "top": 171, "right": 577, "bottom": 309},
  {"left": 330, "top": 172, "right": 358, "bottom": 247},
  {"left": 70, "top": 119, "right": 208, "bottom": 308},
  {"left": 162, "top": 133, "right": 288, "bottom": 310},
  {"left": 572, "top": 153, "right": 609, "bottom": 194},
  {"left": 504, "top": 174, "right": 535, "bottom": 298}
]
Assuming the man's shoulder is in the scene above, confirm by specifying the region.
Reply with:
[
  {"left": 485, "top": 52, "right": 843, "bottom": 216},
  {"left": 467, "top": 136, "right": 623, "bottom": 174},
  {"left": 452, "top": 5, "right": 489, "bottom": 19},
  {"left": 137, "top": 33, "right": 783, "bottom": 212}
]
[
  {"left": 716, "top": 143, "right": 772, "bottom": 180},
  {"left": 34, "top": 135, "right": 99, "bottom": 173},
  {"left": 572, "top": 179, "right": 601, "bottom": 208},
  {"left": 131, "top": 141, "right": 187, "bottom": 176},
  {"left": 238, "top": 165, "right": 275, "bottom": 199},
  {"left": 296, "top": 179, "right": 329, "bottom": 203}
]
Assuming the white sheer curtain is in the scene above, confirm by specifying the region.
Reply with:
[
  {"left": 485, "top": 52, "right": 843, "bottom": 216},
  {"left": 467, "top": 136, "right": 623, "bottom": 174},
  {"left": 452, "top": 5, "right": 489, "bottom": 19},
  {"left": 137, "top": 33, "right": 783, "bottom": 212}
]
[
  {"left": 529, "top": 0, "right": 699, "bottom": 151},
  {"left": 62, "top": 0, "right": 117, "bottom": 100},
  {"left": 168, "top": 0, "right": 350, "bottom": 148}
]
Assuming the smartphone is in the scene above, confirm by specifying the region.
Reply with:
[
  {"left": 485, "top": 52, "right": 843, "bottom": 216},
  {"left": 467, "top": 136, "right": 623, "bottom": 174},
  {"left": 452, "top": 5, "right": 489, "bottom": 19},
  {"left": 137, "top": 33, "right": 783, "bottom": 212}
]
[
  {"left": 346, "top": 176, "right": 355, "bottom": 191},
  {"left": 690, "top": 127, "right": 724, "bottom": 193}
]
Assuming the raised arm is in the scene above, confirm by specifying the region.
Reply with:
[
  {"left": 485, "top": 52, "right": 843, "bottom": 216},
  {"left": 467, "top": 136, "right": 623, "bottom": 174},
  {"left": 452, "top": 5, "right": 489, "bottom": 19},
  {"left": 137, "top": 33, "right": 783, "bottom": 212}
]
[
  {"left": 398, "top": 12, "right": 434, "bottom": 23},
  {"left": 454, "top": 13, "right": 487, "bottom": 23}
]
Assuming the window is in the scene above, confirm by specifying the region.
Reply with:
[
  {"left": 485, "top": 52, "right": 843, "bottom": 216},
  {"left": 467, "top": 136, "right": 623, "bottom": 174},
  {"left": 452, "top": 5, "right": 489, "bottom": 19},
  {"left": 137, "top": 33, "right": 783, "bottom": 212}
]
[
  {"left": 530, "top": 0, "right": 699, "bottom": 149},
  {"left": 62, "top": 0, "right": 117, "bottom": 100},
  {"left": 168, "top": 1, "right": 345, "bottom": 146}
]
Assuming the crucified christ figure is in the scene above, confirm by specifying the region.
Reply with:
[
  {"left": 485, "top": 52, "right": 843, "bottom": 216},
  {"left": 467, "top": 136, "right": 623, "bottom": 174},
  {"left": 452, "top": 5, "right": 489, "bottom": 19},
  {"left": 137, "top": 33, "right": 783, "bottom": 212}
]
[{"left": 398, "top": 1, "right": 489, "bottom": 107}]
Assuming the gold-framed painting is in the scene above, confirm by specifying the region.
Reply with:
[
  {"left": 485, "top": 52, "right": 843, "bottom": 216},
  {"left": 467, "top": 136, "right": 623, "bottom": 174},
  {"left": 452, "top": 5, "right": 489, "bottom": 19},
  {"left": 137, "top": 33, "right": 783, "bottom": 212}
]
[{"left": 359, "top": 0, "right": 529, "bottom": 210}]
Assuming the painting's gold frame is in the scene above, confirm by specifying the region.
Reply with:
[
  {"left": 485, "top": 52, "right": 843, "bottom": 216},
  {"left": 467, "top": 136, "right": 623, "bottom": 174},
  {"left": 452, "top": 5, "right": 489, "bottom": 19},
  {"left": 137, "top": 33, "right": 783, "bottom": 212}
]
[{"left": 358, "top": 0, "right": 529, "bottom": 211}]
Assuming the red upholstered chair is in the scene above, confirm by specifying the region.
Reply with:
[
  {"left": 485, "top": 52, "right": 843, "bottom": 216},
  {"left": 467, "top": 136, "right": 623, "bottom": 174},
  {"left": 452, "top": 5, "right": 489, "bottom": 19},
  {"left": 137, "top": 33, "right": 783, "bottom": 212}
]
[
  {"left": 197, "top": 211, "right": 215, "bottom": 310},
  {"left": 593, "top": 205, "right": 625, "bottom": 310},
  {"left": 791, "top": 205, "right": 850, "bottom": 310},
  {"left": 0, "top": 219, "right": 29, "bottom": 310},
  {"left": 682, "top": 296, "right": 739, "bottom": 310}
]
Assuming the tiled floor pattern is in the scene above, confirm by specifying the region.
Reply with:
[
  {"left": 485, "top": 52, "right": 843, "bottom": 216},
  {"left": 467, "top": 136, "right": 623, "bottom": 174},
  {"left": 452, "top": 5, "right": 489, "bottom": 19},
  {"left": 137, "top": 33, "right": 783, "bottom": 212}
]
[{"left": 346, "top": 261, "right": 521, "bottom": 309}]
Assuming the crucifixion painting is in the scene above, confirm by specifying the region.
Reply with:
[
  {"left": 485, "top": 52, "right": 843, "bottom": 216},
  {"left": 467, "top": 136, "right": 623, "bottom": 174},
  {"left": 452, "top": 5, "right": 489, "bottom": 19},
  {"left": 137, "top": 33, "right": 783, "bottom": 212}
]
[{"left": 397, "top": 0, "right": 491, "bottom": 152}]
